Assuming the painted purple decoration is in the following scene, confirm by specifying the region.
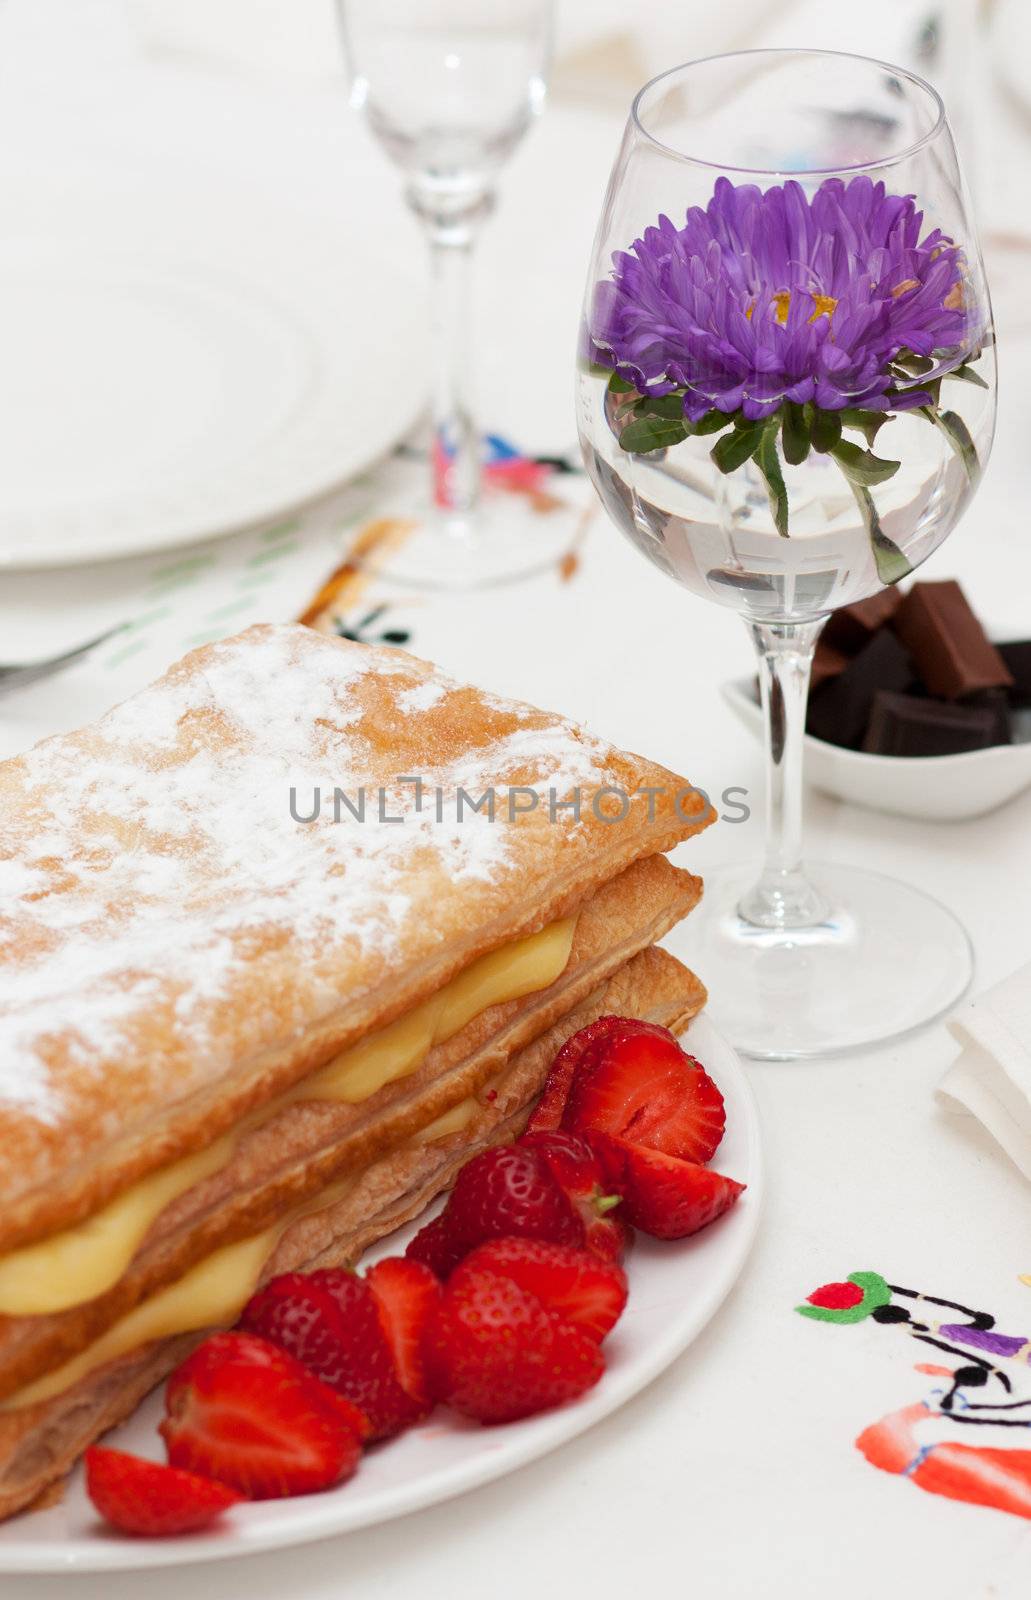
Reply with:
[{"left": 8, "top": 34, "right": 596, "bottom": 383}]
[{"left": 939, "top": 1324, "right": 1030, "bottom": 1359}]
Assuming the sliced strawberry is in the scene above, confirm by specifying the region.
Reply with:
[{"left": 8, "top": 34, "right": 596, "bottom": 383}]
[
  {"left": 562, "top": 1029, "right": 725, "bottom": 1164},
  {"left": 424, "top": 1267, "right": 604, "bottom": 1424},
  {"left": 405, "top": 1213, "right": 467, "bottom": 1278},
  {"left": 452, "top": 1239, "right": 627, "bottom": 1343},
  {"left": 590, "top": 1133, "right": 744, "bottom": 1240},
  {"left": 160, "top": 1332, "right": 364, "bottom": 1499},
  {"left": 443, "top": 1144, "right": 585, "bottom": 1256},
  {"left": 518, "top": 1128, "right": 630, "bottom": 1262},
  {"left": 241, "top": 1270, "right": 418, "bottom": 1439},
  {"left": 526, "top": 1016, "right": 671, "bottom": 1132},
  {"left": 85, "top": 1447, "right": 242, "bottom": 1537},
  {"left": 366, "top": 1257, "right": 441, "bottom": 1409}
]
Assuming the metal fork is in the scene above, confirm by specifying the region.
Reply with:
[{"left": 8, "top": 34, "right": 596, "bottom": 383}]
[{"left": 0, "top": 622, "right": 130, "bottom": 696}]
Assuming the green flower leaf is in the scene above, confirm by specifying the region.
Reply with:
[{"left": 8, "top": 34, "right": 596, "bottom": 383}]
[
  {"left": 755, "top": 420, "right": 789, "bottom": 536},
  {"left": 829, "top": 449, "right": 911, "bottom": 585},
  {"left": 918, "top": 404, "right": 981, "bottom": 484},
  {"left": 711, "top": 420, "right": 764, "bottom": 473},
  {"left": 691, "top": 408, "right": 736, "bottom": 435},
  {"left": 893, "top": 349, "right": 935, "bottom": 376},
  {"left": 948, "top": 360, "right": 989, "bottom": 391},
  {"left": 829, "top": 439, "right": 901, "bottom": 487},
  {"left": 839, "top": 408, "right": 891, "bottom": 449},
  {"left": 607, "top": 371, "right": 636, "bottom": 394},
  {"left": 633, "top": 393, "right": 688, "bottom": 419},
  {"left": 781, "top": 402, "right": 811, "bottom": 466},
  {"left": 810, "top": 407, "right": 843, "bottom": 454},
  {"left": 618, "top": 413, "right": 689, "bottom": 454}
]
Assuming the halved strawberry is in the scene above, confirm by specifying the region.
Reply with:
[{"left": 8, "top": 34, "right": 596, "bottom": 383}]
[
  {"left": 366, "top": 1257, "right": 441, "bottom": 1410},
  {"left": 526, "top": 1016, "right": 671, "bottom": 1133},
  {"left": 241, "top": 1270, "right": 418, "bottom": 1439},
  {"left": 160, "top": 1332, "right": 365, "bottom": 1499},
  {"left": 562, "top": 1029, "right": 725, "bottom": 1164},
  {"left": 85, "top": 1447, "right": 242, "bottom": 1536},
  {"left": 518, "top": 1129, "right": 630, "bottom": 1262},
  {"left": 423, "top": 1267, "right": 605, "bottom": 1424},
  {"left": 590, "top": 1133, "right": 744, "bottom": 1240},
  {"left": 452, "top": 1238, "right": 627, "bottom": 1343}
]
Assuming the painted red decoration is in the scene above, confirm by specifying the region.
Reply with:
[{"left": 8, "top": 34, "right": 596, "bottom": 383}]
[{"left": 808, "top": 1280, "right": 865, "bottom": 1311}]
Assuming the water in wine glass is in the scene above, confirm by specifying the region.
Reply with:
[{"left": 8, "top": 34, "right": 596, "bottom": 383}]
[{"left": 579, "top": 384, "right": 994, "bottom": 623}]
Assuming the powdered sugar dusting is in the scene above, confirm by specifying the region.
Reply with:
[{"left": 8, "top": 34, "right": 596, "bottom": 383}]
[{"left": 0, "top": 625, "right": 645, "bottom": 1160}]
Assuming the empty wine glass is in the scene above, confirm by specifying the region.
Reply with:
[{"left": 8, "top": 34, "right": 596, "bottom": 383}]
[
  {"left": 338, "top": 0, "right": 563, "bottom": 588},
  {"left": 577, "top": 50, "right": 997, "bottom": 1058}
]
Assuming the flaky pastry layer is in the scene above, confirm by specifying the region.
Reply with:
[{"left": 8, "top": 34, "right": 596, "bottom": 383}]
[{"left": 0, "top": 625, "right": 711, "bottom": 1248}]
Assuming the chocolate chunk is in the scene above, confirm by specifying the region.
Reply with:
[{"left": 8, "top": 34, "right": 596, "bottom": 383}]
[
  {"left": 820, "top": 589, "right": 903, "bottom": 655},
  {"left": 862, "top": 690, "right": 1010, "bottom": 757},
  {"left": 998, "top": 640, "right": 1031, "bottom": 709},
  {"left": 811, "top": 638, "right": 850, "bottom": 692},
  {"left": 806, "top": 629, "right": 914, "bottom": 749},
  {"left": 894, "top": 580, "right": 1013, "bottom": 700}
]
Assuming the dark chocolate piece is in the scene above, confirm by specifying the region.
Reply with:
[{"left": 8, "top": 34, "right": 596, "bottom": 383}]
[
  {"left": 862, "top": 690, "right": 1009, "bottom": 757},
  {"left": 998, "top": 640, "right": 1031, "bottom": 709},
  {"left": 806, "top": 629, "right": 914, "bottom": 749},
  {"left": 894, "top": 580, "right": 1013, "bottom": 700},
  {"left": 820, "top": 589, "right": 903, "bottom": 655},
  {"left": 810, "top": 638, "right": 850, "bottom": 692}
]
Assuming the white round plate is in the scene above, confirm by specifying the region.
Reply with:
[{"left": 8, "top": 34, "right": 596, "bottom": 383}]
[
  {"left": 0, "top": 165, "right": 426, "bottom": 569},
  {"left": 0, "top": 1012, "right": 761, "bottom": 1574}
]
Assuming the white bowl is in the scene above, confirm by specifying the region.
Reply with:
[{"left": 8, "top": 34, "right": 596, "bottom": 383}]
[{"left": 722, "top": 676, "right": 1031, "bottom": 822}]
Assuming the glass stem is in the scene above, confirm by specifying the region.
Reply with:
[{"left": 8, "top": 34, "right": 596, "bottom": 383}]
[
  {"left": 408, "top": 184, "right": 491, "bottom": 528},
  {"left": 739, "top": 618, "right": 828, "bottom": 929}
]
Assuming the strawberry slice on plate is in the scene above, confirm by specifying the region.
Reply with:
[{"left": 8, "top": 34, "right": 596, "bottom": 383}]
[
  {"left": 85, "top": 1447, "right": 242, "bottom": 1537},
  {"left": 452, "top": 1238, "right": 627, "bottom": 1344},
  {"left": 441, "top": 1144, "right": 586, "bottom": 1256},
  {"left": 526, "top": 1015, "right": 671, "bottom": 1133},
  {"left": 562, "top": 1027, "right": 725, "bottom": 1164},
  {"left": 161, "top": 1332, "right": 365, "bottom": 1499},
  {"left": 424, "top": 1266, "right": 604, "bottom": 1424},
  {"left": 241, "top": 1269, "right": 420, "bottom": 1440},
  {"left": 590, "top": 1133, "right": 744, "bottom": 1240},
  {"left": 366, "top": 1256, "right": 441, "bottom": 1412},
  {"left": 405, "top": 1212, "right": 467, "bottom": 1278}
]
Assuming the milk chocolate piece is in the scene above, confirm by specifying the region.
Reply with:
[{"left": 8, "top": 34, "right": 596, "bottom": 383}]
[
  {"left": 894, "top": 581, "right": 1013, "bottom": 700},
  {"left": 820, "top": 589, "right": 903, "bottom": 655},
  {"left": 806, "top": 629, "right": 914, "bottom": 749},
  {"left": 999, "top": 640, "right": 1031, "bottom": 709},
  {"left": 862, "top": 690, "right": 1009, "bottom": 757}
]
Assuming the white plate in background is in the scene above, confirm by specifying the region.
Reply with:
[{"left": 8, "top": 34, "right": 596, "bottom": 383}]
[
  {"left": 0, "top": 1011, "right": 761, "bottom": 1573},
  {"left": 0, "top": 162, "right": 425, "bottom": 569}
]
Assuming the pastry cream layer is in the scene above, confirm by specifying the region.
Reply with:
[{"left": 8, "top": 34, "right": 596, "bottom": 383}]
[
  {"left": 0, "top": 918, "right": 575, "bottom": 1318},
  {"left": 2, "top": 1089, "right": 472, "bottom": 1412}
]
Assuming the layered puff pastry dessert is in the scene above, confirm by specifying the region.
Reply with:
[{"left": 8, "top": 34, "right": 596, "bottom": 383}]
[{"left": 0, "top": 623, "right": 710, "bottom": 1519}]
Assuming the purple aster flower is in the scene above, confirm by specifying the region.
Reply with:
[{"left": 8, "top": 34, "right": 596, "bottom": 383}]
[{"left": 589, "top": 175, "right": 978, "bottom": 423}]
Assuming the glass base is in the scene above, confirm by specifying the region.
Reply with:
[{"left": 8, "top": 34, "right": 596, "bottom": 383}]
[
  {"left": 352, "top": 496, "right": 578, "bottom": 591},
  {"left": 673, "top": 860, "right": 973, "bottom": 1060}
]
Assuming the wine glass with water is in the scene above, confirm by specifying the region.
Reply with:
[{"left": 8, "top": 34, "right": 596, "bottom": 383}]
[
  {"left": 338, "top": 0, "right": 564, "bottom": 589},
  {"left": 577, "top": 50, "right": 997, "bottom": 1058}
]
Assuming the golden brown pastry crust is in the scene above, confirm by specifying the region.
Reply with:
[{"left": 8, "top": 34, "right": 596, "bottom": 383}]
[
  {"left": 0, "top": 625, "right": 711, "bottom": 1249},
  {"left": 0, "top": 855, "right": 698, "bottom": 1396},
  {"left": 0, "top": 946, "right": 704, "bottom": 1524}
]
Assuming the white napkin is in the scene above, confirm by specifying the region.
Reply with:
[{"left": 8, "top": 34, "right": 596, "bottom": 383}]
[{"left": 940, "top": 965, "right": 1031, "bottom": 1180}]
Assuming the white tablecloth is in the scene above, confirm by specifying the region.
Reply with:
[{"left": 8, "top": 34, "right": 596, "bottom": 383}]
[{"left": 3, "top": 3, "right": 1031, "bottom": 1596}]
